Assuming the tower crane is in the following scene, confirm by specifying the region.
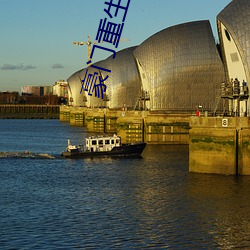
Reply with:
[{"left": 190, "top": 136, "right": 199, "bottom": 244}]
[{"left": 72, "top": 35, "right": 129, "bottom": 64}]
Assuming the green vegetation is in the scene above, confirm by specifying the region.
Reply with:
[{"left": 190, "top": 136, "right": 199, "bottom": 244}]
[{"left": 191, "top": 136, "right": 234, "bottom": 146}]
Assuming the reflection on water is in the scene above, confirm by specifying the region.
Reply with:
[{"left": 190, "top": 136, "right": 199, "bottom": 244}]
[
  {"left": 0, "top": 120, "right": 250, "bottom": 249},
  {"left": 186, "top": 174, "right": 250, "bottom": 249}
]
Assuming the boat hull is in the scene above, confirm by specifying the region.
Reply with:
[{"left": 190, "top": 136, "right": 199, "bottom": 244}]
[{"left": 62, "top": 142, "right": 146, "bottom": 159}]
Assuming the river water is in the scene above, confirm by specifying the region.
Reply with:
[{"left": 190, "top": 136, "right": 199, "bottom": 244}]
[{"left": 0, "top": 119, "right": 250, "bottom": 249}]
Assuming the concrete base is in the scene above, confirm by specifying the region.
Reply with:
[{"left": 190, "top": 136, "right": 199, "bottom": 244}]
[
  {"left": 59, "top": 106, "right": 71, "bottom": 122},
  {"left": 189, "top": 117, "right": 250, "bottom": 175},
  {"left": 59, "top": 106, "right": 190, "bottom": 144},
  {"left": 145, "top": 114, "right": 189, "bottom": 144}
]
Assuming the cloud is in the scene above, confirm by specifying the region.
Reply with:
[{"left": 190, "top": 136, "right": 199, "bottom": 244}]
[
  {"left": 1, "top": 63, "right": 36, "bottom": 70},
  {"left": 23, "top": 64, "right": 36, "bottom": 70},
  {"left": 51, "top": 63, "right": 64, "bottom": 69}
]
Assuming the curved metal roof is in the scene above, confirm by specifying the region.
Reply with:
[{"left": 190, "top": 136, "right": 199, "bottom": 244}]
[
  {"left": 68, "top": 46, "right": 141, "bottom": 108},
  {"left": 133, "top": 20, "right": 225, "bottom": 111},
  {"left": 78, "top": 61, "right": 107, "bottom": 108},
  {"left": 217, "top": 0, "right": 250, "bottom": 83},
  {"left": 67, "top": 69, "right": 86, "bottom": 106},
  {"left": 97, "top": 46, "right": 141, "bottom": 109}
]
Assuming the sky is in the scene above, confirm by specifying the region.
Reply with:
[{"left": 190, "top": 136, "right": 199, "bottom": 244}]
[{"left": 0, "top": 0, "right": 232, "bottom": 92}]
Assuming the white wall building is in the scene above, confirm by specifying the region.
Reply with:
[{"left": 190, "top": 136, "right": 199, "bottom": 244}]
[{"left": 53, "top": 80, "right": 68, "bottom": 98}]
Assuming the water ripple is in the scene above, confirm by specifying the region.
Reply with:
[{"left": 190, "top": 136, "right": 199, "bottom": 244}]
[
  {"left": 0, "top": 151, "right": 55, "bottom": 159},
  {"left": 0, "top": 120, "right": 250, "bottom": 249}
]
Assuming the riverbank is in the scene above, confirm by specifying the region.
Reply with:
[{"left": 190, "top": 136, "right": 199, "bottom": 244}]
[{"left": 0, "top": 105, "right": 59, "bottom": 119}]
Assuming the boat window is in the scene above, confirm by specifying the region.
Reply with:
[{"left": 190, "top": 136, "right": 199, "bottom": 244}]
[
  {"left": 116, "top": 139, "right": 120, "bottom": 144},
  {"left": 111, "top": 139, "right": 114, "bottom": 144},
  {"left": 105, "top": 140, "right": 110, "bottom": 144},
  {"left": 98, "top": 140, "right": 103, "bottom": 145},
  {"left": 92, "top": 140, "right": 97, "bottom": 145}
]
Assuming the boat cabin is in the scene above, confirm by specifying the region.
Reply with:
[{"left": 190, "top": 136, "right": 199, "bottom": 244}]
[{"left": 85, "top": 135, "right": 121, "bottom": 152}]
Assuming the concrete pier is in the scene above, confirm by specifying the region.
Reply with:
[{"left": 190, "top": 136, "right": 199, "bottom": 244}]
[
  {"left": 189, "top": 117, "right": 250, "bottom": 175},
  {"left": 61, "top": 106, "right": 250, "bottom": 175},
  {"left": 60, "top": 106, "right": 190, "bottom": 144},
  {"left": 59, "top": 105, "right": 71, "bottom": 122},
  {"left": 0, "top": 105, "right": 59, "bottom": 119},
  {"left": 145, "top": 114, "right": 189, "bottom": 144}
]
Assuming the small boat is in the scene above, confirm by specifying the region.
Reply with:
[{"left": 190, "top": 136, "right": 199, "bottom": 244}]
[{"left": 61, "top": 134, "right": 146, "bottom": 158}]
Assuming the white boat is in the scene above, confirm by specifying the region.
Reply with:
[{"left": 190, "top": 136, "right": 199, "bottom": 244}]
[{"left": 62, "top": 134, "right": 146, "bottom": 158}]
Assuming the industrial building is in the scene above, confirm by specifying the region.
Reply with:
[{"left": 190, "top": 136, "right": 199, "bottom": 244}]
[
  {"left": 52, "top": 80, "right": 68, "bottom": 98},
  {"left": 67, "top": 20, "right": 225, "bottom": 112},
  {"left": 133, "top": 20, "right": 225, "bottom": 112},
  {"left": 217, "top": 0, "right": 250, "bottom": 116},
  {"left": 19, "top": 81, "right": 68, "bottom": 105},
  {"left": 0, "top": 92, "right": 19, "bottom": 104},
  {"left": 67, "top": 0, "right": 249, "bottom": 116},
  {"left": 21, "top": 86, "right": 53, "bottom": 96},
  {"left": 68, "top": 46, "right": 141, "bottom": 109}
]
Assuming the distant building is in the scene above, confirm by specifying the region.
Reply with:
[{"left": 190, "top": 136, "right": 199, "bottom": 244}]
[
  {"left": 0, "top": 92, "right": 19, "bottom": 104},
  {"left": 22, "top": 95, "right": 59, "bottom": 105},
  {"left": 20, "top": 85, "right": 59, "bottom": 105},
  {"left": 53, "top": 80, "right": 68, "bottom": 98},
  {"left": 21, "top": 86, "right": 40, "bottom": 96},
  {"left": 43, "top": 86, "right": 53, "bottom": 96},
  {"left": 21, "top": 86, "right": 53, "bottom": 96}
]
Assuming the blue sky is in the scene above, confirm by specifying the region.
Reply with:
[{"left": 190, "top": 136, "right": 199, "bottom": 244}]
[{"left": 0, "top": 0, "right": 232, "bottom": 92}]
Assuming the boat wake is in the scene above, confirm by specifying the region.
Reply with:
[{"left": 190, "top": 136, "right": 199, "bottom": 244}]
[{"left": 0, "top": 151, "right": 55, "bottom": 159}]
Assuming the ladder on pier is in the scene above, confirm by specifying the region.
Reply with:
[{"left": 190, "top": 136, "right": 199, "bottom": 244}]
[{"left": 212, "top": 89, "right": 222, "bottom": 116}]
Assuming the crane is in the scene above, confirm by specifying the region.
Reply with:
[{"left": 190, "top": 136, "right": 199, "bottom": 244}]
[{"left": 73, "top": 35, "right": 129, "bottom": 64}]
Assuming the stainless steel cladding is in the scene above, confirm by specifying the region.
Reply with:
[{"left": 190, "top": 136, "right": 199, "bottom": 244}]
[
  {"left": 67, "top": 46, "right": 141, "bottom": 108},
  {"left": 133, "top": 20, "right": 225, "bottom": 111},
  {"left": 97, "top": 46, "right": 141, "bottom": 109},
  {"left": 217, "top": 0, "right": 250, "bottom": 116},
  {"left": 217, "top": 0, "right": 250, "bottom": 84},
  {"left": 67, "top": 69, "right": 85, "bottom": 106},
  {"left": 79, "top": 64, "right": 107, "bottom": 108}
]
